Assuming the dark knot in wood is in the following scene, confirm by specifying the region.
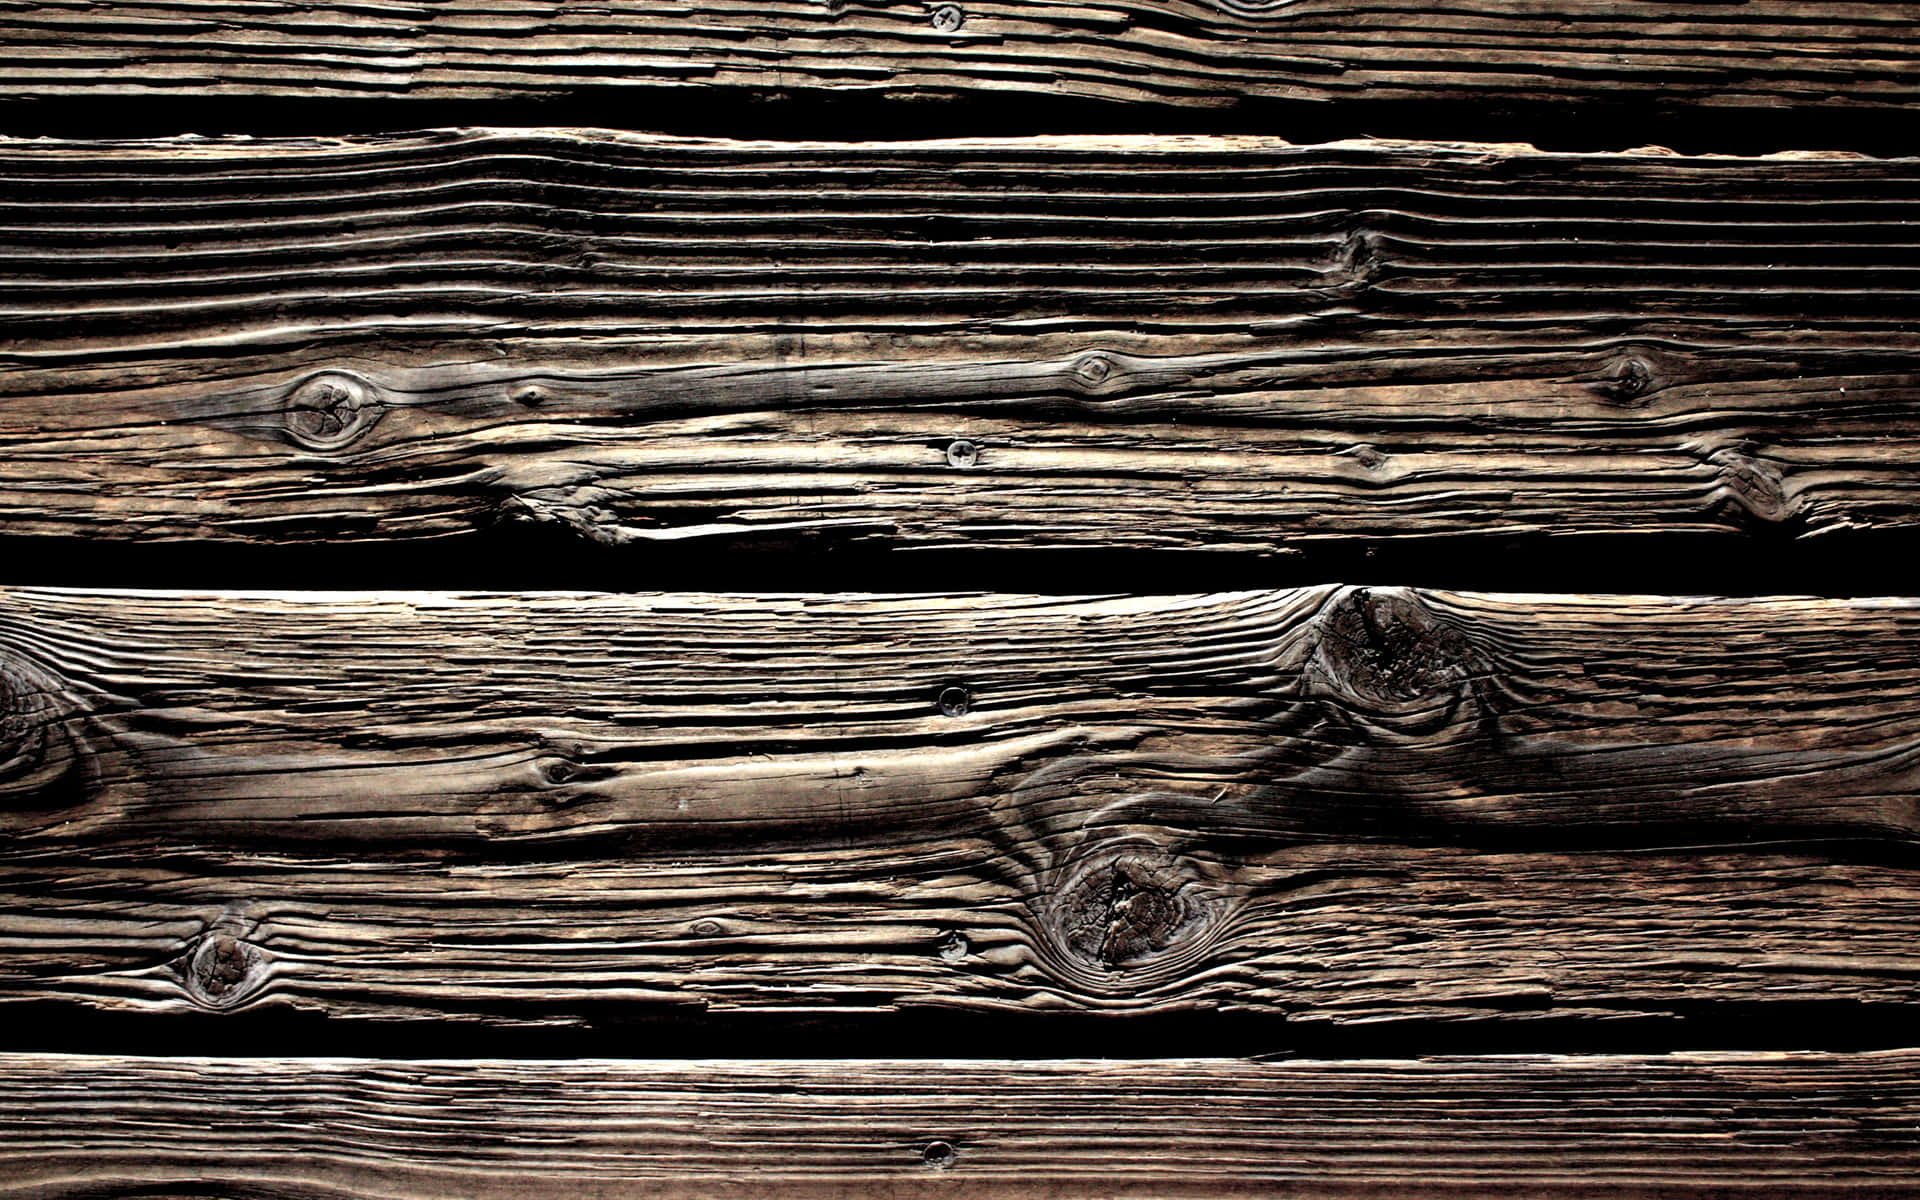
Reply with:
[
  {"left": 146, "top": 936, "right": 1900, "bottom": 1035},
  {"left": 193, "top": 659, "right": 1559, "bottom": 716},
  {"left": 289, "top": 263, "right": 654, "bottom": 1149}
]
[
  {"left": 283, "top": 371, "right": 383, "bottom": 451},
  {"left": 1594, "top": 354, "right": 1657, "bottom": 407},
  {"left": 1052, "top": 847, "right": 1211, "bottom": 969},
  {"left": 182, "top": 927, "right": 267, "bottom": 1010},
  {"left": 1316, "top": 225, "right": 1380, "bottom": 294},
  {"left": 1307, "top": 586, "right": 1477, "bottom": 709},
  {"left": 1707, "top": 445, "right": 1794, "bottom": 525},
  {"left": 1073, "top": 352, "right": 1117, "bottom": 387},
  {"left": 0, "top": 655, "right": 91, "bottom": 808}
]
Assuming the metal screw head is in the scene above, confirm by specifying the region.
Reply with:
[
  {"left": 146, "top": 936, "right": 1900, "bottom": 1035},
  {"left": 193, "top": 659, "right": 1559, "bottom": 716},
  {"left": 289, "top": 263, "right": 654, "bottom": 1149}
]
[
  {"left": 930, "top": 4, "right": 965, "bottom": 31},
  {"left": 936, "top": 685, "right": 972, "bottom": 718},
  {"left": 937, "top": 930, "right": 970, "bottom": 961},
  {"left": 945, "top": 439, "right": 980, "bottom": 469}
]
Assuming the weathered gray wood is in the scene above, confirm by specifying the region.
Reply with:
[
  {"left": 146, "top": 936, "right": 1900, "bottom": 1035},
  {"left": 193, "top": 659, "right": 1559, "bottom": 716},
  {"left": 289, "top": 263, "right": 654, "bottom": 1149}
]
[
  {"left": 4, "top": 585, "right": 1920, "bottom": 1026},
  {"left": 6, "top": 1051, "right": 1920, "bottom": 1198},
  {"left": 3, "top": 132, "right": 1920, "bottom": 551},
  {"left": 1, "top": 0, "right": 1917, "bottom": 111}
]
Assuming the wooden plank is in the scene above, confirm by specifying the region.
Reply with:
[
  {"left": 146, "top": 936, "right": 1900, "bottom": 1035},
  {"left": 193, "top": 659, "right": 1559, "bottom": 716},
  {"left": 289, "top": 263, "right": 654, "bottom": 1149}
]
[
  {"left": 5, "top": 132, "right": 1920, "bottom": 553},
  {"left": 5, "top": 1051, "right": 1920, "bottom": 1198},
  {"left": 2, "top": 0, "right": 1917, "bottom": 112},
  {"left": 4, "top": 585, "right": 1920, "bottom": 1027}
]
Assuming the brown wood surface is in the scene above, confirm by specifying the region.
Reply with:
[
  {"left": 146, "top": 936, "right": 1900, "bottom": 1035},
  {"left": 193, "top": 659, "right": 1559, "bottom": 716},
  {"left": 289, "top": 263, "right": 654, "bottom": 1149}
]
[
  {"left": 5, "top": 133, "right": 1919, "bottom": 553},
  {"left": 3, "top": 585, "right": 1919, "bottom": 1026},
  {"left": 2, "top": 0, "right": 1917, "bottom": 111},
  {"left": 6, "top": 1051, "right": 1920, "bottom": 1198}
]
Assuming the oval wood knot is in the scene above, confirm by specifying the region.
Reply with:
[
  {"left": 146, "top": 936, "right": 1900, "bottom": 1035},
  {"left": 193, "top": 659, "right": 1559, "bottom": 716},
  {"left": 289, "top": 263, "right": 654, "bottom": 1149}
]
[
  {"left": 1306, "top": 586, "right": 1477, "bottom": 709},
  {"left": 1707, "top": 445, "right": 1795, "bottom": 525},
  {"left": 1049, "top": 846, "right": 1217, "bottom": 969},
  {"left": 0, "top": 655, "right": 92, "bottom": 808},
  {"left": 283, "top": 371, "right": 384, "bottom": 451},
  {"left": 1072, "top": 352, "right": 1119, "bottom": 388},
  {"left": 1594, "top": 354, "right": 1658, "bottom": 407},
  {"left": 181, "top": 927, "right": 269, "bottom": 1010},
  {"left": 1315, "top": 225, "right": 1380, "bottom": 293}
]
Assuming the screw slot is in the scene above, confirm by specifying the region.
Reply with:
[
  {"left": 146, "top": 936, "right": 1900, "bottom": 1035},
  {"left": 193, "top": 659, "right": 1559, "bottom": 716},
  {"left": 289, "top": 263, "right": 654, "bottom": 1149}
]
[
  {"left": 936, "top": 685, "right": 972, "bottom": 718},
  {"left": 945, "top": 439, "right": 980, "bottom": 469},
  {"left": 937, "top": 930, "right": 970, "bottom": 961},
  {"left": 929, "top": 4, "right": 965, "bottom": 32}
]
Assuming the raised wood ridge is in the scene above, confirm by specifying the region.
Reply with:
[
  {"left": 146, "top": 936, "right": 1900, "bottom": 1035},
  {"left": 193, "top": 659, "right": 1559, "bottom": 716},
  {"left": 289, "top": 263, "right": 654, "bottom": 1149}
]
[
  {"left": 4, "top": 0, "right": 1918, "bottom": 111},
  {"left": 3, "top": 585, "right": 1918, "bottom": 1027},
  {"left": 5, "top": 1051, "right": 1920, "bottom": 1198},
  {"left": 4, "top": 132, "right": 1920, "bottom": 552}
]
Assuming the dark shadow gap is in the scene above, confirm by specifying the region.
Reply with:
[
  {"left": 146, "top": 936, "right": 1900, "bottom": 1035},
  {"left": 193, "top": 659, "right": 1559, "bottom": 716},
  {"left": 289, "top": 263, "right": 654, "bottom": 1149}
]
[
  {"left": 3, "top": 529, "right": 1916, "bottom": 598},
  {"left": 3, "top": 92, "right": 1917, "bottom": 157},
  {"left": 4, "top": 1001, "right": 1917, "bottom": 1060}
]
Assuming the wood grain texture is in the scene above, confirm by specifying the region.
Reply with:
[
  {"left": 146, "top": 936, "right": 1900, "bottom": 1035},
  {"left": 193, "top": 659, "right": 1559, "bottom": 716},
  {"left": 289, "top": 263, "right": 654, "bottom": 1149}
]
[
  {"left": 2, "top": 0, "right": 1918, "bottom": 111},
  {"left": 4, "top": 585, "right": 1920, "bottom": 1026},
  {"left": 7, "top": 1051, "right": 1920, "bottom": 1198},
  {"left": 7, "top": 132, "right": 1920, "bottom": 553}
]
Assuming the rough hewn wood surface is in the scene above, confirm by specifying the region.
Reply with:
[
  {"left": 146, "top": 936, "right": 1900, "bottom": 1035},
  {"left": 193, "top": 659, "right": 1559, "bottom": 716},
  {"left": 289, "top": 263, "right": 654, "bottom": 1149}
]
[
  {"left": 6, "top": 1051, "right": 1920, "bottom": 1198},
  {"left": 3, "top": 585, "right": 1918, "bottom": 1026},
  {"left": 5, "top": 132, "right": 1919, "bottom": 552},
  {"left": 3, "top": 0, "right": 1918, "bottom": 111}
]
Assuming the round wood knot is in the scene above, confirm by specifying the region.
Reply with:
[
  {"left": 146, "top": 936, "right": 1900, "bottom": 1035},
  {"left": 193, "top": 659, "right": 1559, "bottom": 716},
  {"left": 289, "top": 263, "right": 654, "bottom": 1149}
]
[
  {"left": 1307, "top": 587, "right": 1477, "bottom": 709},
  {"left": 184, "top": 930, "right": 267, "bottom": 1010},
  {"left": 1595, "top": 354, "right": 1657, "bottom": 407},
  {"left": 283, "top": 371, "right": 383, "bottom": 451},
  {"left": 1346, "top": 443, "right": 1388, "bottom": 471},
  {"left": 1051, "top": 847, "right": 1213, "bottom": 969}
]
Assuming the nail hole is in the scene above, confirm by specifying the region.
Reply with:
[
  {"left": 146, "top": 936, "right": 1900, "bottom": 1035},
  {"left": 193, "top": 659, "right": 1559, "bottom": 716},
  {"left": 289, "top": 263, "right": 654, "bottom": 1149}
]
[
  {"left": 514, "top": 385, "right": 548, "bottom": 407},
  {"left": 921, "top": 1141, "right": 957, "bottom": 1168}
]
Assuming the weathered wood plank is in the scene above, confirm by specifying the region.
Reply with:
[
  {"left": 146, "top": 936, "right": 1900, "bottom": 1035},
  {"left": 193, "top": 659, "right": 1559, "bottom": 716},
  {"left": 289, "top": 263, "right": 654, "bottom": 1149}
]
[
  {"left": 2, "top": 0, "right": 1917, "bottom": 112},
  {"left": 6, "top": 1051, "right": 1920, "bottom": 1198},
  {"left": 4, "top": 586, "right": 1920, "bottom": 1026},
  {"left": 3, "top": 132, "right": 1920, "bottom": 551}
]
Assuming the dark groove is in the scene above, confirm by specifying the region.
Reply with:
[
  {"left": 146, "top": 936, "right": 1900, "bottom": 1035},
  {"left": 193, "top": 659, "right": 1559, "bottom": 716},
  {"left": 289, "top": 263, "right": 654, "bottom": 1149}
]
[
  {"left": 2, "top": 529, "right": 1915, "bottom": 598},
  {"left": 7, "top": 1001, "right": 1920, "bottom": 1060},
  {"left": 2, "top": 92, "right": 1918, "bottom": 158}
]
